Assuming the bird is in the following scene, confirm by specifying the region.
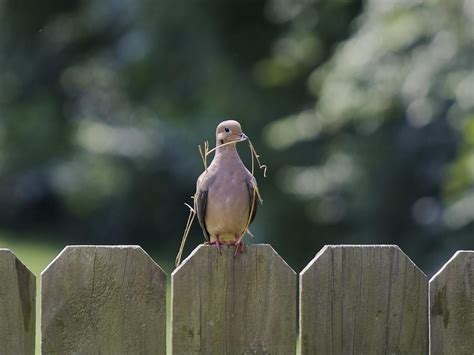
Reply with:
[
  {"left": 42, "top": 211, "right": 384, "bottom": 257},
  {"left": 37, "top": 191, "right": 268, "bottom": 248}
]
[{"left": 194, "top": 120, "right": 259, "bottom": 253}]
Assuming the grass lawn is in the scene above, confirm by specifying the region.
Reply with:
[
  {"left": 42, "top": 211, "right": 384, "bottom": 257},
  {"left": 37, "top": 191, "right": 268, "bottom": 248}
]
[{"left": 0, "top": 232, "right": 174, "bottom": 354}]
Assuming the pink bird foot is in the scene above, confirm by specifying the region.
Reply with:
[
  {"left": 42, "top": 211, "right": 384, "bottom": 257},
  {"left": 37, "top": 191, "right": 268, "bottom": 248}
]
[
  {"left": 234, "top": 235, "right": 246, "bottom": 256},
  {"left": 206, "top": 235, "right": 222, "bottom": 255}
]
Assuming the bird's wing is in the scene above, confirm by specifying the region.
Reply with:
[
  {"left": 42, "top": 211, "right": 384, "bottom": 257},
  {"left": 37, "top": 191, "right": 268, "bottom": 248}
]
[
  {"left": 246, "top": 177, "right": 258, "bottom": 225},
  {"left": 195, "top": 174, "right": 210, "bottom": 241},
  {"left": 195, "top": 190, "right": 209, "bottom": 241}
]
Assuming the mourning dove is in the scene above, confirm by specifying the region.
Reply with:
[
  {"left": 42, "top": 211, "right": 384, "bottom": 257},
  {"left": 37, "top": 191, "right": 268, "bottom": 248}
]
[{"left": 194, "top": 120, "right": 258, "bottom": 252}]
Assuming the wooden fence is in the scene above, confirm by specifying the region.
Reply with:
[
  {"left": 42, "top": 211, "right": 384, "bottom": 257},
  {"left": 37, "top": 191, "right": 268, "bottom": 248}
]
[{"left": 0, "top": 244, "right": 472, "bottom": 354}]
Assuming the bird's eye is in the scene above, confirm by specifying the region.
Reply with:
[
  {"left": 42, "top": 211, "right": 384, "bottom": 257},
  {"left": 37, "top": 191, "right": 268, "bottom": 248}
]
[{"left": 224, "top": 127, "right": 230, "bottom": 133}]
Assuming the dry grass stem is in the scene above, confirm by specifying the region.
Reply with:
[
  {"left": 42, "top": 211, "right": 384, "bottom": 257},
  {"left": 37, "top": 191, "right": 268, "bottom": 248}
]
[
  {"left": 204, "top": 138, "right": 247, "bottom": 157},
  {"left": 175, "top": 201, "right": 196, "bottom": 267},
  {"left": 248, "top": 138, "right": 267, "bottom": 178},
  {"left": 237, "top": 184, "right": 258, "bottom": 245},
  {"left": 198, "top": 141, "right": 209, "bottom": 170}
]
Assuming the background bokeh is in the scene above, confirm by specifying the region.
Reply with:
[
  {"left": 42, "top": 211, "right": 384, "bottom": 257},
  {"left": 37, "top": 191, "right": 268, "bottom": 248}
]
[{"left": 1, "top": 0, "right": 473, "bottom": 280}]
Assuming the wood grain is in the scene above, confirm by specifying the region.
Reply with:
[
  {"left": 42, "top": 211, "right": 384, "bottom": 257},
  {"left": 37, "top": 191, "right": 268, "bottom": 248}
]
[
  {"left": 0, "top": 249, "right": 35, "bottom": 355},
  {"left": 299, "top": 245, "right": 427, "bottom": 354},
  {"left": 172, "top": 244, "right": 297, "bottom": 354},
  {"left": 41, "top": 245, "right": 166, "bottom": 354},
  {"left": 430, "top": 251, "right": 474, "bottom": 355}
]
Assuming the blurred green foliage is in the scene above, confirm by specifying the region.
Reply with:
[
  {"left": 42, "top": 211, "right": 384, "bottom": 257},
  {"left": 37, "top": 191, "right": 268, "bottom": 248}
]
[
  {"left": 0, "top": 0, "right": 473, "bottom": 274},
  {"left": 264, "top": 0, "right": 474, "bottom": 272}
]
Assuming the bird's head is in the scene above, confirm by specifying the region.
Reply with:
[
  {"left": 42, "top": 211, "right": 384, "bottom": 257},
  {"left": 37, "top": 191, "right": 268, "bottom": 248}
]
[{"left": 216, "top": 120, "right": 247, "bottom": 146}]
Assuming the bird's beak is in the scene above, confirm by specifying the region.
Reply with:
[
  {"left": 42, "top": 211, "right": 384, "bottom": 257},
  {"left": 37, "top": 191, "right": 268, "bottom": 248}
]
[{"left": 239, "top": 132, "right": 248, "bottom": 141}]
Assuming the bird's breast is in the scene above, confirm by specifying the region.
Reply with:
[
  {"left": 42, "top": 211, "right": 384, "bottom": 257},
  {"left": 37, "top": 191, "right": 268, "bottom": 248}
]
[{"left": 205, "top": 170, "right": 250, "bottom": 242}]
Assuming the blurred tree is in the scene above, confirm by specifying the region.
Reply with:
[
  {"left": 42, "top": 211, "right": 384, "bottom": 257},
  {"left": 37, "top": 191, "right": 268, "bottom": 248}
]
[
  {"left": 0, "top": 0, "right": 361, "bottom": 263},
  {"left": 265, "top": 0, "right": 474, "bottom": 272},
  {"left": 7, "top": 0, "right": 470, "bottom": 274}
]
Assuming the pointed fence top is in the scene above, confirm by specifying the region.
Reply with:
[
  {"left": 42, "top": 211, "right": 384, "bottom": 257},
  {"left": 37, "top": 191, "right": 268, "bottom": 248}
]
[
  {"left": 41, "top": 245, "right": 167, "bottom": 354},
  {"left": 0, "top": 248, "right": 36, "bottom": 355},
  {"left": 172, "top": 244, "right": 297, "bottom": 354},
  {"left": 299, "top": 244, "right": 427, "bottom": 354},
  {"left": 429, "top": 250, "right": 474, "bottom": 354}
]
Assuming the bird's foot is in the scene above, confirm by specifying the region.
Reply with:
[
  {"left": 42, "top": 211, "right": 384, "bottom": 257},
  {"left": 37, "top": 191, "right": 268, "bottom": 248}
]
[
  {"left": 206, "top": 235, "right": 222, "bottom": 255},
  {"left": 234, "top": 235, "right": 245, "bottom": 256}
]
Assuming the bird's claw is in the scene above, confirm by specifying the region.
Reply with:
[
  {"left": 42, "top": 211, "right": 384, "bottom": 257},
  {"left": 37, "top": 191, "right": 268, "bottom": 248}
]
[
  {"left": 206, "top": 235, "right": 222, "bottom": 255},
  {"left": 206, "top": 235, "right": 245, "bottom": 256},
  {"left": 234, "top": 240, "right": 245, "bottom": 256}
]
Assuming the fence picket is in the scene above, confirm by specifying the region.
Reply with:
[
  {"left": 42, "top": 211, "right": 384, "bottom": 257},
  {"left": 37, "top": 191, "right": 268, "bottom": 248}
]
[
  {"left": 41, "top": 245, "right": 166, "bottom": 354},
  {"left": 171, "top": 244, "right": 297, "bottom": 354},
  {"left": 2, "top": 242, "right": 471, "bottom": 354},
  {"left": 299, "top": 245, "right": 427, "bottom": 354},
  {"left": 0, "top": 249, "right": 35, "bottom": 355},
  {"left": 430, "top": 250, "right": 474, "bottom": 354}
]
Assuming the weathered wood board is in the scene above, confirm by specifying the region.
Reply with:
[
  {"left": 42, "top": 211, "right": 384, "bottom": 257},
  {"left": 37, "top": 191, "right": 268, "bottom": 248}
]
[
  {"left": 172, "top": 244, "right": 297, "bottom": 354},
  {"left": 41, "top": 245, "right": 166, "bottom": 354},
  {"left": 0, "top": 248, "right": 36, "bottom": 355},
  {"left": 430, "top": 250, "right": 474, "bottom": 355},
  {"left": 299, "top": 245, "right": 427, "bottom": 354}
]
